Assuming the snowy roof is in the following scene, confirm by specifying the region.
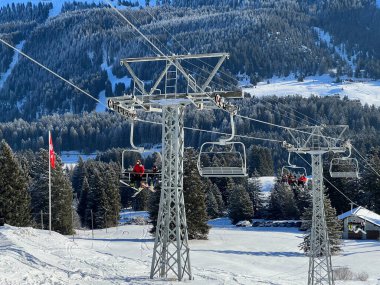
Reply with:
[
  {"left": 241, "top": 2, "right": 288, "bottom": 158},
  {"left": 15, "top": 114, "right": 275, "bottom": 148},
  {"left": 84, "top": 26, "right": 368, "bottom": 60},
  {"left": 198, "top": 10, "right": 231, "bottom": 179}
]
[{"left": 338, "top": 207, "right": 380, "bottom": 227}]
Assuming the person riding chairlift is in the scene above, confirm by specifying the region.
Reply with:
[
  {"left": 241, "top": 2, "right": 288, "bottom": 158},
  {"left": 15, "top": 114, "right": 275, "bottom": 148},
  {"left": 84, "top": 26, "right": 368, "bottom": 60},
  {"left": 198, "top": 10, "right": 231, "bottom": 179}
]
[
  {"left": 297, "top": 175, "right": 307, "bottom": 188},
  {"left": 287, "top": 174, "right": 296, "bottom": 186},
  {"left": 132, "top": 159, "right": 145, "bottom": 188},
  {"left": 148, "top": 165, "right": 159, "bottom": 190}
]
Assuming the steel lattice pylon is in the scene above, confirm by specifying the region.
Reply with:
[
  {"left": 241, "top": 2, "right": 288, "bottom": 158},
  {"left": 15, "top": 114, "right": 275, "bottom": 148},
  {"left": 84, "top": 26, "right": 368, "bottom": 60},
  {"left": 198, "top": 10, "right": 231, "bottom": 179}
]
[
  {"left": 107, "top": 53, "right": 243, "bottom": 281},
  {"left": 284, "top": 125, "right": 350, "bottom": 285},
  {"left": 150, "top": 105, "right": 192, "bottom": 280},
  {"left": 308, "top": 154, "right": 334, "bottom": 285}
]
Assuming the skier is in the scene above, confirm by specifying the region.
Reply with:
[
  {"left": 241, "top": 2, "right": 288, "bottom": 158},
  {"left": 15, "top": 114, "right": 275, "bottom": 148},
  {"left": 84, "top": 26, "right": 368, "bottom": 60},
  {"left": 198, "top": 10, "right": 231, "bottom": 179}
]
[
  {"left": 297, "top": 175, "right": 307, "bottom": 188},
  {"left": 132, "top": 159, "right": 145, "bottom": 188},
  {"left": 288, "top": 174, "right": 296, "bottom": 186},
  {"left": 148, "top": 165, "right": 159, "bottom": 190}
]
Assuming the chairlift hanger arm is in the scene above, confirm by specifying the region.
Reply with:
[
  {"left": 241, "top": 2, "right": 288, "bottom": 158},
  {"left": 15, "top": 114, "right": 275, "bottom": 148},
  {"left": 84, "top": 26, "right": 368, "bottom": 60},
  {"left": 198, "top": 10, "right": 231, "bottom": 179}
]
[
  {"left": 219, "top": 113, "right": 236, "bottom": 145},
  {"left": 130, "top": 120, "right": 144, "bottom": 152}
]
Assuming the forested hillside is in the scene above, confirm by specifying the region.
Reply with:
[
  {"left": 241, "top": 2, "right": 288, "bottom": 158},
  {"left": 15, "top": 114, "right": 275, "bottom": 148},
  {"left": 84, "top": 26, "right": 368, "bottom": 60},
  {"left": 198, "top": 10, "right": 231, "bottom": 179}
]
[
  {"left": 1, "top": 0, "right": 380, "bottom": 121},
  {"left": 1, "top": 95, "right": 379, "bottom": 174}
]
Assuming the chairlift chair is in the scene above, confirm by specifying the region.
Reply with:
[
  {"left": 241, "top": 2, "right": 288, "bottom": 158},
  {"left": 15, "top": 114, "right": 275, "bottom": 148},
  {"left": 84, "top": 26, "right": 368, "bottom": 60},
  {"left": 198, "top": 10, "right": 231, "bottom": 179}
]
[
  {"left": 197, "top": 113, "right": 247, "bottom": 178},
  {"left": 329, "top": 157, "right": 359, "bottom": 178},
  {"left": 281, "top": 153, "right": 307, "bottom": 177},
  {"left": 120, "top": 121, "right": 162, "bottom": 192},
  {"left": 329, "top": 144, "right": 359, "bottom": 178}
]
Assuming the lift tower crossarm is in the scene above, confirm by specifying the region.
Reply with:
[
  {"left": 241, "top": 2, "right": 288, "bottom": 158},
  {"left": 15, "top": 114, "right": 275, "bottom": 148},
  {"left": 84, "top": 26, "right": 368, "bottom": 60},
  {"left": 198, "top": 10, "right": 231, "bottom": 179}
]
[{"left": 120, "top": 53, "right": 229, "bottom": 63}]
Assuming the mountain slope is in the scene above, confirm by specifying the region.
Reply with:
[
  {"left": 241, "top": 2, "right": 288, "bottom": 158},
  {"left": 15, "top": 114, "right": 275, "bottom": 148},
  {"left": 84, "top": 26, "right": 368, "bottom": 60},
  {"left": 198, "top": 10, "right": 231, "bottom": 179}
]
[{"left": 0, "top": 1, "right": 379, "bottom": 121}]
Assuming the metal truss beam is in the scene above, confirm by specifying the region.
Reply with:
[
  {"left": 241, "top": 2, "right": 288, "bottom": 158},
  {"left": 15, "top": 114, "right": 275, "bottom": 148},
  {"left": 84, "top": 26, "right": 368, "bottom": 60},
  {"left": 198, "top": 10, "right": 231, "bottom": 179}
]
[
  {"left": 308, "top": 154, "right": 334, "bottom": 285},
  {"left": 150, "top": 105, "right": 192, "bottom": 281},
  {"left": 121, "top": 53, "right": 229, "bottom": 63},
  {"left": 284, "top": 126, "right": 349, "bottom": 285}
]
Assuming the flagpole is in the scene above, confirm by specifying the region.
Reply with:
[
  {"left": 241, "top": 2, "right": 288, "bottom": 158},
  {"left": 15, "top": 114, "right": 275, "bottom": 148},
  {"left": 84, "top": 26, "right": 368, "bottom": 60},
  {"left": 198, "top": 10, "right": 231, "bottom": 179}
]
[{"left": 49, "top": 130, "right": 52, "bottom": 234}]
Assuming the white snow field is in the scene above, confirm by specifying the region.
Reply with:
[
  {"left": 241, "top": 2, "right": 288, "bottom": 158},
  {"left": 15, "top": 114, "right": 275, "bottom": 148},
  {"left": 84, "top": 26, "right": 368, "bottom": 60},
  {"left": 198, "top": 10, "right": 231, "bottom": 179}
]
[
  {"left": 243, "top": 75, "right": 380, "bottom": 107},
  {"left": 1, "top": 218, "right": 380, "bottom": 285}
]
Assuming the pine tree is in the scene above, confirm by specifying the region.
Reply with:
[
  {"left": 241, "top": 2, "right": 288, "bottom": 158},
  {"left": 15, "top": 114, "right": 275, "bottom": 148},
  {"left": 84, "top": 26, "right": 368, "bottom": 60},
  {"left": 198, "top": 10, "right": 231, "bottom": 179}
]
[
  {"left": 102, "top": 164, "right": 121, "bottom": 227},
  {"left": 228, "top": 184, "right": 254, "bottom": 224},
  {"left": 299, "top": 191, "right": 342, "bottom": 254},
  {"left": 0, "top": 140, "right": 31, "bottom": 226},
  {"left": 359, "top": 150, "right": 380, "bottom": 214},
  {"left": 211, "top": 182, "right": 225, "bottom": 215},
  {"left": 249, "top": 146, "right": 274, "bottom": 176},
  {"left": 149, "top": 148, "right": 210, "bottom": 239},
  {"left": 77, "top": 176, "right": 89, "bottom": 226},
  {"left": 148, "top": 184, "right": 161, "bottom": 234},
  {"left": 205, "top": 179, "right": 219, "bottom": 219},
  {"left": 71, "top": 156, "right": 87, "bottom": 198},
  {"left": 29, "top": 149, "right": 73, "bottom": 234},
  {"left": 268, "top": 181, "right": 300, "bottom": 219},
  {"left": 183, "top": 148, "right": 209, "bottom": 239},
  {"left": 82, "top": 161, "right": 121, "bottom": 229},
  {"left": 247, "top": 171, "right": 264, "bottom": 218}
]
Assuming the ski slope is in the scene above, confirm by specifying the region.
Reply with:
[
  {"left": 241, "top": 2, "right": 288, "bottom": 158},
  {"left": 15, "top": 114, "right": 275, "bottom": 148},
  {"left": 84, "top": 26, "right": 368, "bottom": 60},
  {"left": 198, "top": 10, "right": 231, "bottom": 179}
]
[
  {"left": 244, "top": 75, "right": 380, "bottom": 107},
  {"left": 1, "top": 219, "right": 379, "bottom": 285},
  {"left": 0, "top": 41, "right": 25, "bottom": 90}
]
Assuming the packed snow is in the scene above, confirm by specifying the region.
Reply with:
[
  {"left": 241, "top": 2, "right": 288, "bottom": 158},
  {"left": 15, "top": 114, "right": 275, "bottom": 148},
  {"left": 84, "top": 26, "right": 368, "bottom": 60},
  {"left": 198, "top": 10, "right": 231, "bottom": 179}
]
[
  {"left": 244, "top": 75, "right": 380, "bottom": 107},
  {"left": 1, "top": 218, "right": 379, "bottom": 285},
  {"left": 0, "top": 41, "right": 25, "bottom": 90}
]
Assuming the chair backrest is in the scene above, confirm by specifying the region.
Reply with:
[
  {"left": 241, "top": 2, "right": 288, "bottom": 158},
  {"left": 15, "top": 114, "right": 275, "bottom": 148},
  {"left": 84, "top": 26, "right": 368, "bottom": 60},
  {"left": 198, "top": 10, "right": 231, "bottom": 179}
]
[
  {"left": 329, "top": 157, "right": 359, "bottom": 178},
  {"left": 198, "top": 141, "right": 247, "bottom": 178}
]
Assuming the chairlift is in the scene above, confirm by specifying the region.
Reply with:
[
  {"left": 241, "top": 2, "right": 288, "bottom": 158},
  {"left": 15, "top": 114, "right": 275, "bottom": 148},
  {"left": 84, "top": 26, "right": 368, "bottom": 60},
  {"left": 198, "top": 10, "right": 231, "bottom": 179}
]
[
  {"left": 120, "top": 121, "right": 161, "bottom": 195},
  {"left": 329, "top": 144, "right": 359, "bottom": 178},
  {"left": 281, "top": 153, "right": 307, "bottom": 177},
  {"left": 197, "top": 113, "right": 247, "bottom": 177}
]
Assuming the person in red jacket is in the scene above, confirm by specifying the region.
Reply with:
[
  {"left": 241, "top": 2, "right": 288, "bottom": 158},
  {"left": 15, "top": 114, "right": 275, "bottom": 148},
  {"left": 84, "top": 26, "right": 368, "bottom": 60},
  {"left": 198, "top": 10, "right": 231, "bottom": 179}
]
[
  {"left": 132, "top": 159, "right": 145, "bottom": 188},
  {"left": 298, "top": 175, "right": 307, "bottom": 188}
]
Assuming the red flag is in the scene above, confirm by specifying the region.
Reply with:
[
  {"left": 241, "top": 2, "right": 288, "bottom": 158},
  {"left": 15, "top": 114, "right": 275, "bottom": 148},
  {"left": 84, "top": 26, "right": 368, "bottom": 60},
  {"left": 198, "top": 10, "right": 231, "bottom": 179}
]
[{"left": 49, "top": 132, "right": 55, "bottom": 169}]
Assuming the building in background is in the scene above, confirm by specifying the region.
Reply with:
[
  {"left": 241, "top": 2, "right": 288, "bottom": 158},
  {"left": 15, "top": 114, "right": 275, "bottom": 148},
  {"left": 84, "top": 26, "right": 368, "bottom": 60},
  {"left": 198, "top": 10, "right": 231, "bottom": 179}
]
[{"left": 338, "top": 207, "right": 380, "bottom": 240}]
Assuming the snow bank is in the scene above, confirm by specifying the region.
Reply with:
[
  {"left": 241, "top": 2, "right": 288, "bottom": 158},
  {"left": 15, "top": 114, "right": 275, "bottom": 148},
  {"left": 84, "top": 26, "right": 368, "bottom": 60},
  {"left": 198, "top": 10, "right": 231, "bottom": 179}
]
[
  {"left": 244, "top": 75, "right": 380, "bottom": 107},
  {"left": 1, "top": 221, "right": 380, "bottom": 284}
]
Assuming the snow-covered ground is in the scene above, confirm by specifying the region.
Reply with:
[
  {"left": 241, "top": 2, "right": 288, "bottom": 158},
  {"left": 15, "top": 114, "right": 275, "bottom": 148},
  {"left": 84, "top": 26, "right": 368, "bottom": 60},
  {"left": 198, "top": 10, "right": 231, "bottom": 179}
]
[
  {"left": 244, "top": 75, "right": 380, "bottom": 106},
  {"left": 60, "top": 151, "right": 97, "bottom": 170},
  {"left": 0, "top": 41, "right": 25, "bottom": 90},
  {"left": 314, "top": 27, "right": 357, "bottom": 71},
  {"left": 119, "top": 209, "right": 149, "bottom": 224},
  {"left": 1, "top": 218, "right": 379, "bottom": 285},
  {"left": 257, "top": 176, "right": 276, "bottom": 192}
]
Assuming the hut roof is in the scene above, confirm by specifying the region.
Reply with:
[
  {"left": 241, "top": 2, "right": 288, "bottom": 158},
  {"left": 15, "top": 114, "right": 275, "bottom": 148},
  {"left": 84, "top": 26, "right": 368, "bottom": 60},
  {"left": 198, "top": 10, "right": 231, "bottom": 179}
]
[{"left": 338, "top": 207, "right": 380, "bottom": 227}]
